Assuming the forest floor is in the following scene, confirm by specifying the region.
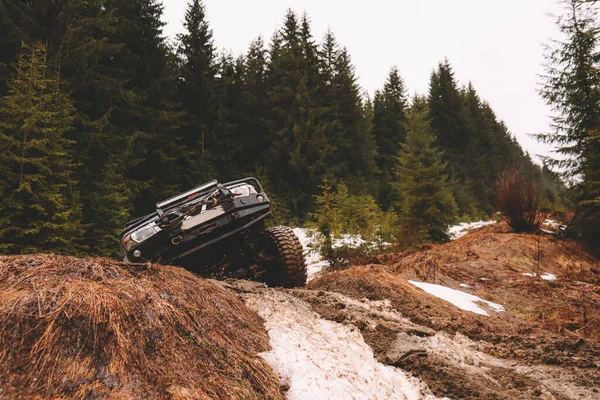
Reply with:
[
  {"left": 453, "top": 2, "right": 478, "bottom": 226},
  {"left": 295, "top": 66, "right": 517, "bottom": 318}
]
[{"left": 2, "top": 222, "right": 599, "bottom": 399}]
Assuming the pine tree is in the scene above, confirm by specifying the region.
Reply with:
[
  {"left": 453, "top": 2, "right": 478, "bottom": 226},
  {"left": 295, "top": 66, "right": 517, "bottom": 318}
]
[
  {"left": 57, "top": 0, "right": 184, "bottom": 254},
  {"left": 213, "top": 52, "right": 245, "bottom": 180},
  {"left": 373, "top": 67, "right": 408, "bottom": 208},
  {"left": 239, "top": 36, "right": 269, "bottom": 173},
  {"left": 395, "top": 98, "right": 457, "bottom": 243},
  {"left": 0, "top": 43, "right": 83, "bottom": 254},
  {"left": 538, "top": 0, "right": 600, "bottom": 252},
  {"left": 265, "top": 10, "right": 329, "bottom": 217},
  {"left": 319, "top": 31, "right": 377, "bottom": 189},
  {"left": 373, "top": 67, "right": 408, "bottom": 173},
  {"left": 177, "top": 0, "right": 218, "bottom": 186},
  {"left": 428, "top": 61, "right": 482, "bottom": 216},
  {"left": 334, "top": 48, "right": 378, "bottom": 188}
]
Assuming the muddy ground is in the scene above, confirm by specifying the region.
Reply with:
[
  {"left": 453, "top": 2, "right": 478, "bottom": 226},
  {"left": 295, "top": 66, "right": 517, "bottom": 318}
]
[{"left": 230, "top": 223, "right": 600, "bottom": 399}]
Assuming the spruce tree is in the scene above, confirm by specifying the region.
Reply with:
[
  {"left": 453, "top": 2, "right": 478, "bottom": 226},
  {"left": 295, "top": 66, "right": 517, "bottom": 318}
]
[
  {"left": 538, "top": 0, "right": 600, "bottom": 252},
  {"left": 213, "top": 53, "right": 245, "bottom": 180},
  {"left": 428, "top": 61, "right": 481, "bottom": 216},
  {"left": 239, "top": 36, "right": 269, "bottom": 173},
  {"left": 58, "top": 0, "right": 183, "bottom": 254},
  {"left": 122, "top": 0, "right": 185, "bottom": 210},
  {"left": 428, "top": 61, "right": 469, "bottom": 159},
  {"left": 373, "top": 67, "right": 408, "bottom": 173},
  {"left": 319, "top": 31, "right": 377, "bottom": 189},
  {"left": 395, "top": 98, "right": 457, "bottom": 243},
  {"left": 0, "top": 43, "right": 83, "bottom": 254},
  {"left": 334, "top": 48, "right": 378, "bottom": 188},
  {"left": 177, "top": 0, "right": 218, "bottom": 186},
  {"left": 265, "top": 10, "right": 329, "bottom": 217},
  {"left": 372, "top": 67, "right": 408, "bottom": 208}
]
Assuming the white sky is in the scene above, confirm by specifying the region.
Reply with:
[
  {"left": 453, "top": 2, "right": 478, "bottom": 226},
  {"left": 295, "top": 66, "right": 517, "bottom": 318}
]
[{"left": 162, "top": 0, "right": 565, "bottom": 164}]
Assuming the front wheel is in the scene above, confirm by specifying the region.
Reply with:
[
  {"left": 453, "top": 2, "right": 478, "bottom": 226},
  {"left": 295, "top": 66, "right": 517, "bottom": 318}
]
[{"left": 260, "top": 226, "right": 307, "bottom": 288}]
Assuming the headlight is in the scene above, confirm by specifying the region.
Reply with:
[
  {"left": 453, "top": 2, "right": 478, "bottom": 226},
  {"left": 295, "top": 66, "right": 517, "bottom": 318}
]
[
  {"left": 229, "top": 184, "right": 257, "bottom": 197},
  {"left": 128, "top": 222, "right": 160, "bottom": 247}
]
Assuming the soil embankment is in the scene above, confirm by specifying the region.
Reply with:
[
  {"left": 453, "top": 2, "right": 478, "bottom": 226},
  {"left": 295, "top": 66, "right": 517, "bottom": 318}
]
[
  {"left": 303, "top": 223, "right": 600, "bottom": 399},
  {"left": 0, "top": 255, "right": 283, "bottom": 399}
]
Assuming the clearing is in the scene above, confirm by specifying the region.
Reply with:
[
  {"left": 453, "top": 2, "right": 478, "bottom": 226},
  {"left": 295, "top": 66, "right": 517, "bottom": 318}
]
[{"left": 1, "top": 222, "right": 599, "bottom": 399}]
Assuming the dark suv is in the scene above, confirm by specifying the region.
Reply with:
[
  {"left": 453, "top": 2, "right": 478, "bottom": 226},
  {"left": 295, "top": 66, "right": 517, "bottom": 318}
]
[{"left": 120, "top": 178, "right": 306, "bottom": 287}]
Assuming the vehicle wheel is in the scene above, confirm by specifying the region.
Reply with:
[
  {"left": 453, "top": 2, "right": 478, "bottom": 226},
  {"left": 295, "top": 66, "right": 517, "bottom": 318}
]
[{"left": 261, "top": 226, "right": 307, "bottom": 288}]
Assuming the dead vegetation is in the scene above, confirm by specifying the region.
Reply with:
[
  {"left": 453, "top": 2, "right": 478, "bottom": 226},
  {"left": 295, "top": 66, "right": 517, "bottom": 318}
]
[
  {"left": 493, "top": 168, "right": 548, "bottom": 233},
  {"left": 0, "top": 255, "right": 283, "bottom": 400}
]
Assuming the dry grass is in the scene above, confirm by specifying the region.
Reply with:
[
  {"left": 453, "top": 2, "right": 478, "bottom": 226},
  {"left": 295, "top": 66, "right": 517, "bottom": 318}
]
[{"left": 0, "top": 255, "right": 283, "bottom": 400}]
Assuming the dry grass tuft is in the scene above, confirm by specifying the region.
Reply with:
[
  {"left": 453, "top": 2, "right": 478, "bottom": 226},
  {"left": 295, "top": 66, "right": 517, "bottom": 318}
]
[{"left": 0, "top": 255, "right": 283, "bottom": 400}]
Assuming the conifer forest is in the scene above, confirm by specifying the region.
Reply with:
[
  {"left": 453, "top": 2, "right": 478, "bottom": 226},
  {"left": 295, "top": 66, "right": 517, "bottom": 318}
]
[{"left": 0, "top": 0, "right": 598, "bottom": 257}]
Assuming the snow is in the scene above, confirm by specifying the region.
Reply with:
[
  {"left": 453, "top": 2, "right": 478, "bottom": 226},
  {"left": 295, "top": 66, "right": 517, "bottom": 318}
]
[
  {"left": 293, "top": 228, "right": 387, "bottom": 282},
  {"left": 448, "top": 220, "right": 496, "bottom": 240},
  {"left": 522, "top": 272, "right": 558, "bottom": 281},
  {"left": 293, "top": 228, "right": 330, "bottom": 282},
  {"left": 544, "top": 219, "right": 567, "bottom": 231},
  {"left": 296, "top": 219, "right": 497, "bottom": 281},
  {"left": 408, "top": 281, "right": 505, "bottom": 316},
  {"left": 459, "top": 283, "right": 472, "bottom": 288},
  {"left": 542, "top": 273, "right": 557, "bottom": 281},
  {"left": 243, "top": 289, "right": 438, "bottom": 400}
]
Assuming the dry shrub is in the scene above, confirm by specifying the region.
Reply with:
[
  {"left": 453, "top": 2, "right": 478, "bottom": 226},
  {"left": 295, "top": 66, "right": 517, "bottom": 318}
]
[
  {"left": 0, "top": 255, "right": 283, "bottom": 400},
  {"left": 493, "top": 168, "right": 548, "bottom": 233}
]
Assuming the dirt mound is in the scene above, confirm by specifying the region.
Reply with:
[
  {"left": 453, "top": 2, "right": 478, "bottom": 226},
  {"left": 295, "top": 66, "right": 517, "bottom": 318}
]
[
  {"left": 0, "top": 255, "right": 283, "bottom": 400},
  {"left": 307, "top": 224, "right": 600, "bottom": 399},
  {"left": 377, "top": 222, "right": 598, "bottom": 282}
]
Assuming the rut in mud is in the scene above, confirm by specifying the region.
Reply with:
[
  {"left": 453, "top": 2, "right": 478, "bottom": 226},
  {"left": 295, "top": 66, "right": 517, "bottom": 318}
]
[
  {"left": 225, "top": 279, "right": 599, "bottom": 400},
  {"left": 227, "top": 222, "right": 600, "bottom": 400}
]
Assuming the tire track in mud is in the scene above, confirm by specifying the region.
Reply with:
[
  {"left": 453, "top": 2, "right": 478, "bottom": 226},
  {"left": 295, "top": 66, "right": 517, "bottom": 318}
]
[
  {"left": 225, "top": 280, "right": 440, "bottom": 400},
  {"left": 293, "top": 289, "right": 599, "bottom": 400},
  {"left": 224, "top": 280, "right": 599, "bottom": 400}
]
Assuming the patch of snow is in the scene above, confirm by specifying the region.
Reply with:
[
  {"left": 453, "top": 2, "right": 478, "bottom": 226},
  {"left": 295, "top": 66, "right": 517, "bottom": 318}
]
[
  {"left": 293, "top": 228, "right": 327, "bottom": 282},
  {"left": 459, "top": 283, "right": 471, "bottom": 288},
  {"left": 293, "top": 228, "right": 388, "bottom": 282},
  {"left": 408, "top": 281, "right": 505, "bottom": 316},
  {"left": 541, "top": 273, "right": 557, "bottom": 281},
  {"left": 544, "top": 219, "right": 567, "bottom": 231},
  {"left": 478, "top": 277, "right": 491, "bottom": 281},
  {"left": 522, "top": 272, "right": 558, "bottom": 281},
  {"left": 243, "top": 290, "right": 438, "bottom": 400},
  {"left": 448, "top": 220, "right": 496, "bottom": 240}
]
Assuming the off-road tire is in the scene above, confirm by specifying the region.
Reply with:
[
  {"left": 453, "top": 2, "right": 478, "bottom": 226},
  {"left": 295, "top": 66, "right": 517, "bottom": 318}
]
[{"left": 262, "top": 226, "right": 307, "bottom": 288}]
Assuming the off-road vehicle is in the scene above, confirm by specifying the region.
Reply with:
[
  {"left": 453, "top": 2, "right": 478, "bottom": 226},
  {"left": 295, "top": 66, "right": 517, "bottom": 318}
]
[{"left": 120, "top": 178, "right": 307, "bottom": 288}]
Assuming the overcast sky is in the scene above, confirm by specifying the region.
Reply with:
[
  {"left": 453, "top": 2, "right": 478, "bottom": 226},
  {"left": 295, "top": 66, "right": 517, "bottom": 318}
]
[{"left": 162, "top": 0, "right": 565, "bottom": 164}]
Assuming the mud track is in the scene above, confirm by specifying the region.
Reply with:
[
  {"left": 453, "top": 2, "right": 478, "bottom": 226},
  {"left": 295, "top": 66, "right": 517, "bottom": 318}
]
[
  {"left": 225, "top": 223, "right": 600, "bottom": 399},
  {"left": 225, "top": 280, "right": 599, "bottom": 400}
]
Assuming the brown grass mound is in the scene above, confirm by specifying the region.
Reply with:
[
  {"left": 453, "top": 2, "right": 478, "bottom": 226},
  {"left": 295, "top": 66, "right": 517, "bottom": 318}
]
[
  {"left": 0, "top": 255, "right": 283, "bottom": 400},
  {"left": 310, "top": 222, "right": 600, "bottom": 356}
]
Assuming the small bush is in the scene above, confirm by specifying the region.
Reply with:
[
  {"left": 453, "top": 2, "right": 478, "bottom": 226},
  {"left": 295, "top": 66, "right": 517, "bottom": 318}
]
[
  {"left": 493, "top": 168, "right": 548, "bottom": 233},
  {"left": 310, "top": 179, "right": 396, "bottom": 266}
]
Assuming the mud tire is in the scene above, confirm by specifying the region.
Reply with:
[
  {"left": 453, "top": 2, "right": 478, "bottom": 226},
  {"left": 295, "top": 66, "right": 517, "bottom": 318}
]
[{"left": 262, "top": 226, "right": 307, "bottom": 288}]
